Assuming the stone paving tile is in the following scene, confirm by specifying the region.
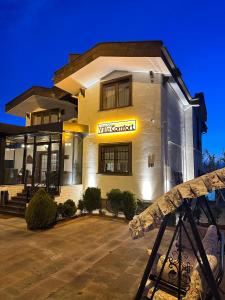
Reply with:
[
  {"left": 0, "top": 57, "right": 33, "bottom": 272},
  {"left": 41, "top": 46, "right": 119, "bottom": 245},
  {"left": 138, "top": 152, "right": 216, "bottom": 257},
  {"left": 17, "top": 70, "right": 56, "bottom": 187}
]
[{"left": 0, "top": 215, "right": 174, "bottom": 299}]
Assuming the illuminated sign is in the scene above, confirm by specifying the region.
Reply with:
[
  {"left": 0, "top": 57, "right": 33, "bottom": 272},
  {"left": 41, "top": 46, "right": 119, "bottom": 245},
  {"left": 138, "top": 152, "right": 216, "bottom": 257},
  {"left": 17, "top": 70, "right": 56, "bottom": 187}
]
[{"left": 98, "top": 120, "right": 136, "bottom": 134}]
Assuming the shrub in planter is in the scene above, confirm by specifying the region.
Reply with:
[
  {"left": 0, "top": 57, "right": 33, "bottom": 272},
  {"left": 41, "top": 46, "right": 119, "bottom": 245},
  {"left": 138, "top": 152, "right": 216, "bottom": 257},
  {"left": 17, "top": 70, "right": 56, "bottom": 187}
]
[
  {"left": 63, "top": 199, "right": 77, "bottom": 217},
  {"left": 122, "top": 191, "right": 137, "bottom": 220},
  {"left": 25, "top": 189, "right": 57, "bottom": 230},
  {"left": 83, "top": 187, "right": 101, "bottom": 213},
  {"left": 107, "top": 189, "right": 123, "bottom": 216}
]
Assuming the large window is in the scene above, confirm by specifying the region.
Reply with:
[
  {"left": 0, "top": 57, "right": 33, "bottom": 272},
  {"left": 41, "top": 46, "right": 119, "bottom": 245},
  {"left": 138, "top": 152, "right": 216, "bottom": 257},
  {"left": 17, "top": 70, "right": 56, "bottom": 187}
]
[
  {"left": 99, "top": 143, "right": 132, "bottom": 175},
  {"left": 100, "top": 76, "right": 132, "bottom": 110},
  {"left": 63, "top": 133, "right": 83, "bottom": 185},
  {"left": 32, "top": 109, "right": 59, "bottom": 125}
]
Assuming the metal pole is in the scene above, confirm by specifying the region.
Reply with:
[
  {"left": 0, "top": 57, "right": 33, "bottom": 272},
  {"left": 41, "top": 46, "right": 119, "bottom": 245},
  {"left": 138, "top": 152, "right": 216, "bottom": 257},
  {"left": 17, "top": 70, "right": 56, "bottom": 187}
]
[
  {"left": 135, "top": 213, "right": 170, "bottom": 300},
  {"left": 184, "top": 200, "right": 221, "bottom": 300}
]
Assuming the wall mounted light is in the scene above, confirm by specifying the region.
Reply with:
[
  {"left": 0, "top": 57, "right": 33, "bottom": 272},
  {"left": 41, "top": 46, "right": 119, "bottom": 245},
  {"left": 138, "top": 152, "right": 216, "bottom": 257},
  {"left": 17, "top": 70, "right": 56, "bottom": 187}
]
[{"left": 148, "top": 154, "right": 155, "bottom": 168}]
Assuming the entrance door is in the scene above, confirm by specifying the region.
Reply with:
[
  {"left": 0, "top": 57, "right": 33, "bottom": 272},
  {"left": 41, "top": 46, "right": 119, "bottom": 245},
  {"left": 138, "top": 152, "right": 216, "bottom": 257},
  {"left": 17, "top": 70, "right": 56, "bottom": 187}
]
[
  {"left": 34, "top": 143, "right": 49, "bottom": 187},
  {"left": 32, "top": 142, "right": 60, "bottom": 194}
]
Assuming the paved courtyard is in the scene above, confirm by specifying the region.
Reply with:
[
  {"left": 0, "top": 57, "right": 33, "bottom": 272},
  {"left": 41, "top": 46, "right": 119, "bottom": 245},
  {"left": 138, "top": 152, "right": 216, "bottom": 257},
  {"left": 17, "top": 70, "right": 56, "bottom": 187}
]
[{"left": 0, "top": 214, "right": 174, "bottom": 300}]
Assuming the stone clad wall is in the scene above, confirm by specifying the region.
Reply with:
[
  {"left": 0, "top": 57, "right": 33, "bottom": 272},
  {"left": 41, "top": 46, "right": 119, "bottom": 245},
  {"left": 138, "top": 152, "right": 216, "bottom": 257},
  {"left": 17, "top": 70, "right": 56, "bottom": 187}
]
[
  {"left": 55, "top": 185, "right": 83, "bottom": 205},
  {"left": 78, "top": 71, "right": 163, "bottom": 201}
]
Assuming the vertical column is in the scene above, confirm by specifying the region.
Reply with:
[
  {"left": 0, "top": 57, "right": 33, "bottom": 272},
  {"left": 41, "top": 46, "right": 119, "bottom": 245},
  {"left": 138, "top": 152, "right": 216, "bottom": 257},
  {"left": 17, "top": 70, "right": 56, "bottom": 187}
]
[
  {"left": 0, "top": 136, "right": 6, "bottom": 185},
  {"left": 46, "top": 135, "right": 52, "bottom": 190},
  {"left": 59, "top": 133, "right": 65, "bottom": 187},
  {"left": 22, "top": 135, "right": 27, "bottom": 185},
  {"left": 32, "top": 136, "right": 37, "bottom": 187}
]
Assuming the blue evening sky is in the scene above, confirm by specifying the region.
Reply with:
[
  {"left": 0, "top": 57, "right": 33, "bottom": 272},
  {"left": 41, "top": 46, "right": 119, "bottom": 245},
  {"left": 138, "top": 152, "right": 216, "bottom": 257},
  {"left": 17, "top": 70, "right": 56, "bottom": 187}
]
[{"left": 0, "top": 0, "right": 225, "bottom": 155}]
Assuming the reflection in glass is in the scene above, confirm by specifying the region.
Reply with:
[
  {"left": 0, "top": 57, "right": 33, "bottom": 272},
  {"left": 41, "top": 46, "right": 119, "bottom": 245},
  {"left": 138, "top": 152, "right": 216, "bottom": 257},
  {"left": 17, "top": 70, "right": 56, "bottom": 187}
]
[
  {"left": 63, "top": 133, "right": 82, "bottom": 185},
  {"left": 4, "top": 136, "right": 24, "bottom": 184}
]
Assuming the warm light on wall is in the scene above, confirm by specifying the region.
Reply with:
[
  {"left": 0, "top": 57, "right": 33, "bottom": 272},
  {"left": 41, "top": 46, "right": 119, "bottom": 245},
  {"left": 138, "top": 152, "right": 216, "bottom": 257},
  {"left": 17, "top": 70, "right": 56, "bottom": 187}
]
[
  {"left": 97, "top": 120, "right": 136, "bottom": 135},
  {"left": 141, "top": 180, "right": 152, "bottom": 200}
]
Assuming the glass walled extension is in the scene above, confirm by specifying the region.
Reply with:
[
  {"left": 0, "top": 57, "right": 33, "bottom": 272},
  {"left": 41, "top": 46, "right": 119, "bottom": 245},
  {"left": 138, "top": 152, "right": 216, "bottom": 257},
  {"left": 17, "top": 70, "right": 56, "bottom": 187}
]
[{"left": 3, "top": 132, "right": 83, "bottom": 193}]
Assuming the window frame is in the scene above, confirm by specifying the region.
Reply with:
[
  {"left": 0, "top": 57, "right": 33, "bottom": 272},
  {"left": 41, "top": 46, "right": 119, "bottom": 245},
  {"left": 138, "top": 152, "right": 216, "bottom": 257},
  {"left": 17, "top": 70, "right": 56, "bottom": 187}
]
[
  {"left": 98, "top": 142, "right": 132, "bottom": 176},
  {"left": 100, "top": 75, "right": 132, "bottom": 111},
  {"left": 31, "top": 109, "right": 60, "bottom": 126}
]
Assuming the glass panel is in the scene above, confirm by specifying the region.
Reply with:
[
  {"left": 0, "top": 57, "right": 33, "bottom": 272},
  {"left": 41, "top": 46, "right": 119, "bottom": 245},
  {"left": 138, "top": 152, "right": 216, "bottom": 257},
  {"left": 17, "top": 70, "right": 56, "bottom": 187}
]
[
  {"left": 25, "top": 144, "right": 34, "bottom": 186},
  {"left": 34, "top": 144, "right": 49, "bottom": 186},
  {"left": 27, "top": 135, "right": 34, "bottom": 144},
  {"left": 63, "top": 133, "right": 83, "bottom": 185},
  {"left": 34, "top": 115, "right": 42, "bottom": 125},
  {"left": 63, "top": 133, "right": 73, "bottom": 185},
  {"left": 4, "top": 136, "right": 24, "bottom": 184},
  {"left": 51, "top": 113, "right": 58, "bottom": 123},
  {"left": 51, "top": 133, "right": 61, "bottom": 142},
  {"left": 102, "top": 147, "right": 115, "bottom": 173},
  {"left": 72, "top": 135, "right": 83, "bottom": 184},
  {"left": 116, "top": 146, "right": 129, "bottom": 173},
  {"left": 100, "top": 144, "right": 130, "bottom": 174},
  {"left": 50, "top": 143, "right": 59, "bottom": 188},
  {"left": 43, "top": 115, "right": 50, "bottom": 124},
  {"left": 102, "top": 84, "right": 116, "bottom": 109},
  {"left": 36, "top": 135, "right": 50, "bottom": 143},
  {"left": 118, "top": 80, "right": 130, "bottom": 107}
]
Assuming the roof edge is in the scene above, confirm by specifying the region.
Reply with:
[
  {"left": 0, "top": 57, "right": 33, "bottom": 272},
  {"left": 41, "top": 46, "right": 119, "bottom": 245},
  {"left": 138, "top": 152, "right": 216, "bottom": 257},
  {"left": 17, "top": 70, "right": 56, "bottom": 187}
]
[{"left": 53, "top": 41, "right": 164, "bottom": 84}]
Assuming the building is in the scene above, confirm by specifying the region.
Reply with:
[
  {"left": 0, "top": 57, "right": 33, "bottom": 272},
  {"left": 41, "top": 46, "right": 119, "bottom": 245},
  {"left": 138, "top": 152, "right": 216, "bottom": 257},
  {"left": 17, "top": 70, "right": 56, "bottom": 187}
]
[{"left": 0, "top": 41, "right": 207, "bottom": 215}]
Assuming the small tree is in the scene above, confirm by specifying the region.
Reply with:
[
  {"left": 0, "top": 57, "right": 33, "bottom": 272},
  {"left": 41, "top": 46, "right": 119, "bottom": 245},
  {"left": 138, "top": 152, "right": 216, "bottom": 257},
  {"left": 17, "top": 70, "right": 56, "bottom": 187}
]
[
  {"left": 25, "top": 189, "right": 57, "bottom": 230},
  {"left": 83, "top": 187, "right": 101, "bottom": 213}
]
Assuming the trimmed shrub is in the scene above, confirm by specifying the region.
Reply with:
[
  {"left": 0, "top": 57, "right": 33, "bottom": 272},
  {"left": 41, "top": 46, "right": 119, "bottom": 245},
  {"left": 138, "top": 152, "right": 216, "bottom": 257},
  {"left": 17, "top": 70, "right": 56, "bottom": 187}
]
[
  {"left": 83, "top": 187, "right": 101, "bottom": 213},
  {"left": 25, "top": 189, "right": 57, "bottom": 230},
  {"left": 63, "top": 199, "right": 77, "bottom": 217},
  {"left": 122, "top": 191, "right": 137, "bottom": 220},
  {"left": 57, "top": 203, "right": 64, "bottom": 218},
  {"left": 78, "top": 200, "right": 85, "bottom": 213},
  {"left": 57, "top": 200, "right": 77, "bottom": 218},
  {"left": 107, "top": 189, "right": 123, "bottom": 216}
]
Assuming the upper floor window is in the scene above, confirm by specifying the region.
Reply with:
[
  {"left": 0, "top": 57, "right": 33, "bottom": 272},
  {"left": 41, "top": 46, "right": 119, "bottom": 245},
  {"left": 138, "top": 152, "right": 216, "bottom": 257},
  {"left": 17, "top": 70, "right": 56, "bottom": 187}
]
[
  {"left": 32, "top": 109, "right": 59, "bottom": 125},
  {"left": 100, "top": 76, "right": 132, "bottom": 110}
]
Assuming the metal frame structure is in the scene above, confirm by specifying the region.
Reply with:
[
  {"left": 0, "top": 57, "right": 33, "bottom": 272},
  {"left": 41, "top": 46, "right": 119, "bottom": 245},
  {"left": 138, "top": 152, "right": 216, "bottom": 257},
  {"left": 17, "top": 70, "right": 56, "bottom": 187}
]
[{"left": 135, "top": 197, "right": 224, "bottom": 300}]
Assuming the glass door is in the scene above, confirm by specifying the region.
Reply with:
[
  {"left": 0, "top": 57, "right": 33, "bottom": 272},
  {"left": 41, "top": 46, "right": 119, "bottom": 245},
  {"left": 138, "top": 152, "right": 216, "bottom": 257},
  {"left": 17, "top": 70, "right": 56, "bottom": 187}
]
[{"left": 34, "top": 144, "right": 49, "bottom": 187}]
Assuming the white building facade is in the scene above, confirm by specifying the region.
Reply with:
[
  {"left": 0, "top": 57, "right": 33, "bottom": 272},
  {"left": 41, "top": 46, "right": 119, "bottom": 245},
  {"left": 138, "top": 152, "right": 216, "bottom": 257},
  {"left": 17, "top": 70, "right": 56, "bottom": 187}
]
[{"left": 0, "top": 41, "right": 207, "bottom": 214}]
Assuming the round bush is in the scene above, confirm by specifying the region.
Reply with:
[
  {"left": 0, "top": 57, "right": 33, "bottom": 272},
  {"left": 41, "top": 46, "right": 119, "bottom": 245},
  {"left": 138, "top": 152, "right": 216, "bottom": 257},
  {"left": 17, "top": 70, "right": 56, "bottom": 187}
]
[
  {"left": 25, "top": 189, "right": 57, "bottom": 230},
  {"left": 57, "top": 203, "right": 64, "bottom": 218},
  {"left": 63, "top": 199, "right": 77, "bottom": 217},
  {"left": 83, "top": 187, "right": 101, "bottom": 213},
  {"left": 122, "top": 191, "right": 137, "bottom": 220},
  {"left": 107, "top": 189, "right": 123, "bottom": 216},
  {"left": 78, "top": 200, "right": 85, "bottom": 212}
]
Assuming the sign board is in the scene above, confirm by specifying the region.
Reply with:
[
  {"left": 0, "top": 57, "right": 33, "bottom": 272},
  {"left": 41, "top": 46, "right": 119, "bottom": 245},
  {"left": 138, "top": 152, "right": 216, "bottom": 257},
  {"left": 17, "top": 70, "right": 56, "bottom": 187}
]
[{"left": 98, "top": 120, "right": 136, "bottom": 134}]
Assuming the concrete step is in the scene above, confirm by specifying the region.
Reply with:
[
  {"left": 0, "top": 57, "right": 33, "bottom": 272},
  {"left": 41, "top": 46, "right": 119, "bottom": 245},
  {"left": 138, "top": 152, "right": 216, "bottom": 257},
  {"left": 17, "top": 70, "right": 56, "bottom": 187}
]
[
  {"left": 0, "top": 204, "right": 25, "bottom": 212},
  {"left": 11, "top": 196, "right": 27, "bottom": 202},
  {"left": 8, "top": 200, "right": 26, "bottom": 208},
  {"left": 17, "top": 192, "right": 27, "bottom": 197},
  {"left": 0, "top": 208, "right": 24, "bottom": 217}
]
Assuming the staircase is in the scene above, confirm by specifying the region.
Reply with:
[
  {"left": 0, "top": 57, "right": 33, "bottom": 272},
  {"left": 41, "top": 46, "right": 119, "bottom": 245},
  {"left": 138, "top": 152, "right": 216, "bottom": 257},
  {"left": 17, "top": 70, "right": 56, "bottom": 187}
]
[{"left": 0, "top": 190, "right": 29, "bottom": 217}]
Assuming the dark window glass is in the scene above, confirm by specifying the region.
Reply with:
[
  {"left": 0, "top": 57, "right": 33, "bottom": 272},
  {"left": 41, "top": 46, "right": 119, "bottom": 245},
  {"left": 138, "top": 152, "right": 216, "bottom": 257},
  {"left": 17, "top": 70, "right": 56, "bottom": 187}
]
[
  {"left": 118, "top": 80, "right": 130, "bottom": 107},
  {"left": 99, "top": 143, "right": 131, "bottom": 175},
  {"left": 31, "top": 110, "right": 59, "bottom": 125},
  {"left": 35, "top": 115, "right": 42, "bottom": 125},
  {"left": 51, "top": 113, "right": 59, "bottom": 123},
  {"left": 43, "top": 115, "right": 50, "bottom": 124},
  {"left": 101, "top": 76, "right": 131, "bottom": 110}
]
